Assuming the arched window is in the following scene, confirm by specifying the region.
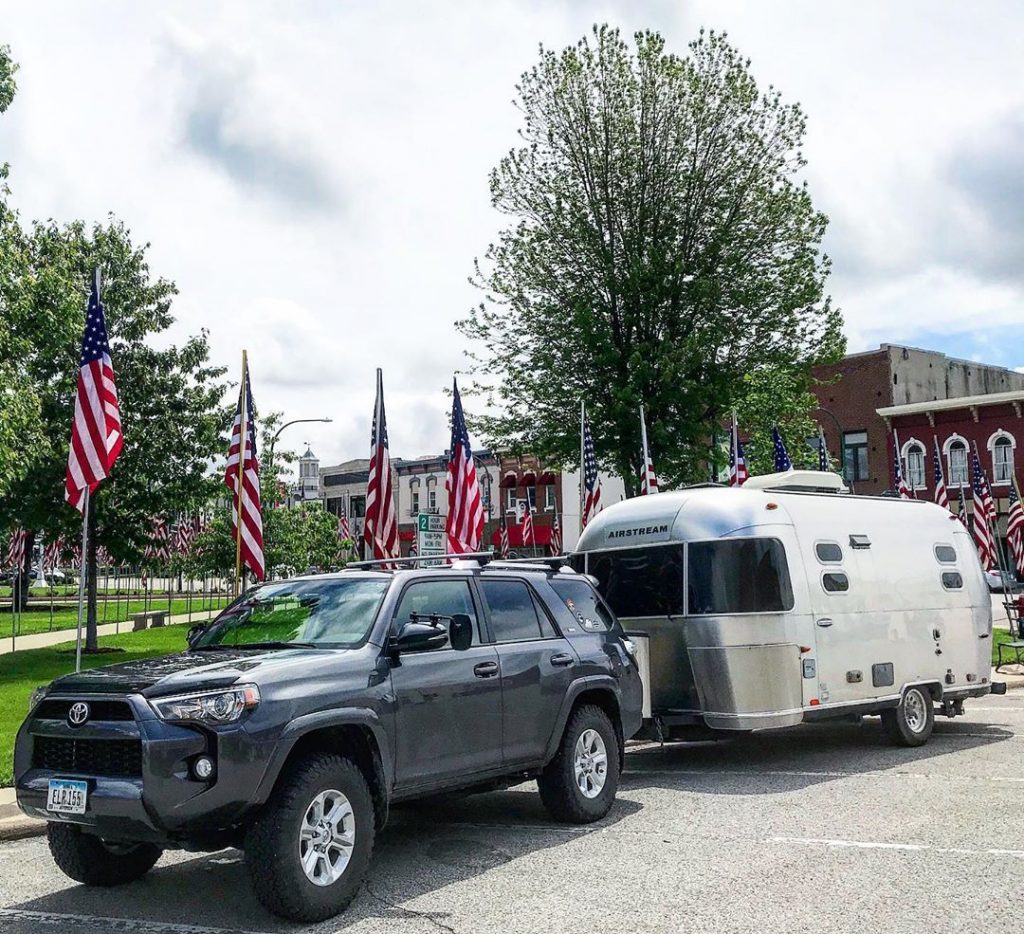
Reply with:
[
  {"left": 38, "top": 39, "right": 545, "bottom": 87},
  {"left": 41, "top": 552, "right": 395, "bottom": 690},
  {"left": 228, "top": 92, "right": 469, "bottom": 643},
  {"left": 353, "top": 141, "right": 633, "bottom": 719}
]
[
  {"left": 988, "top": 431, "right": 1016, "bottom": 485},
  {"left": 943, "top": 435, "right": 969, "bottom": 487},
  {"left": 901, "top": 438, "right": 926, "bottom": 490}
]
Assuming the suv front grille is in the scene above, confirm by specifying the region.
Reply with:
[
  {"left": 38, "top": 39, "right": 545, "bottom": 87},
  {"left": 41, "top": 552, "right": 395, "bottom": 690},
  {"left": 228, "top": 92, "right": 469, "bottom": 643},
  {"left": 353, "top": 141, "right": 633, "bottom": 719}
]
[
  {"left": 35, "top": 699, "right": 135, "bottom": 722},
  {"left": 32, "top": 736, "right": 142, "bottom": 777}
]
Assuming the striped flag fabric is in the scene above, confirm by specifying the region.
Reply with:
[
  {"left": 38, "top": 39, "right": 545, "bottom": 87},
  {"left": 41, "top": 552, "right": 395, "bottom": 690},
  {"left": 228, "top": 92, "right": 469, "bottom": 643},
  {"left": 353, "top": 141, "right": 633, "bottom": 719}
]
[
  {"left": 729, "top": 416, "right": 749, "bottom": 486},
  {"left": 771, "top": 427, "right": 793, "bottom": 472},
  {"left": 522, "top": 499, "right": 534, "bottom": 548},
  {"left": 817, "top": 426, "right": 829, "bottom": 473},
  {"left": 893, "top": 431, "right": 912, "bottom": 499},
  {"left": 6, "top": 529, "right": 26, "bottom": 571},
  {"left": 144, "top": 517, "right": 169, "bottom": 563},
  {"left": 65, "top": 270, "right": 123, "bottom": 512},
  {"left": 44, "top": 536, "right": 64, "bottom": 572},
  {"left": 445, "top": 378, "right": 484, "bottom": 554},
  {"left": 581, "top": 412, "right": 602, "bottom": 526},
  {"left": 970, "top": 450, "right": 996, "bottom": 570},
  {"left": 933, "top": 436, "right": 949, "bottom": 509},
  {"left": 224, "top": 360, "right": 265, "bottom": 581},
  {"left": 337, "top": 513, "right": 351, "bottom": 542},
  {"left": 639, "top": 405, "right": 659, "bottom": 495},
  {"left": 174, "top": 518, "right": 192, "bottom": 555},
  {"left": 971, "top": 440, "right": 996, "bottom": 522},
  {"left": 550, "top": 512, "right": 562, "bottom": 556},
  {"left": 499, "top": 512, "right": 510, "bottom": 558},
  {"left": 1007, "top": 480, "right": 1024, "bottom": 578},
  {"left": 364, "top": 368, "right": 399, "bottom": 562}
]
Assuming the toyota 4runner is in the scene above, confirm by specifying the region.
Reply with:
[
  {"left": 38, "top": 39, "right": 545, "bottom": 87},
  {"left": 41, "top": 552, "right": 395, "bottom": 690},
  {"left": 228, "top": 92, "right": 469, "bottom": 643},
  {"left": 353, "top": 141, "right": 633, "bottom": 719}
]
[{"left": 15, "top": 556, "right": 642, "bottom": 922}]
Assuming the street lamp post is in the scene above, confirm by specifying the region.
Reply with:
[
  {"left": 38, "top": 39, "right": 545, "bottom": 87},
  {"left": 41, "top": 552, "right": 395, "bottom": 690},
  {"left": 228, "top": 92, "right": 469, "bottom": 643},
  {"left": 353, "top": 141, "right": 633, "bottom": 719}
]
[{"left": 267, "top": 418, "right": 333, "bottom": 504}]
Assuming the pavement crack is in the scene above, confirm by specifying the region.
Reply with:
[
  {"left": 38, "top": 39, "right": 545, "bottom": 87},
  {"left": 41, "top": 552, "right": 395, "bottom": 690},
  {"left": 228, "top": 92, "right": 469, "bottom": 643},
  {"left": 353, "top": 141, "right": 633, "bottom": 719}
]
[{"left": 363, "top": 883, "right": 460, "bottom": 934}]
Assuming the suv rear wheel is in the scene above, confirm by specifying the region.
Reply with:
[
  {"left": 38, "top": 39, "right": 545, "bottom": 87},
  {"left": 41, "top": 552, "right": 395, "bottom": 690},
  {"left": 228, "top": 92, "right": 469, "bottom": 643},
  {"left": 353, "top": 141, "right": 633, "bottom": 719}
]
[
  {"left": 244, "top": 752, "right": 374, "bottom": 922},
  {"left": 538, "top": 704, "right": 619, "bottom": 823},
  {"left": 47, "top": 823, "right": 161, "bottom": 886}
]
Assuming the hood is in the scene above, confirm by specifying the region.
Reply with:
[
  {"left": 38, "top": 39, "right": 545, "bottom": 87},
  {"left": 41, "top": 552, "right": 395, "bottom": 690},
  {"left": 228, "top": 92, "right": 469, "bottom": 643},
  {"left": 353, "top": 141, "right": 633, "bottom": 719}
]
[{"left": 48, "top": 647, "right": 349, "bottom": 697}]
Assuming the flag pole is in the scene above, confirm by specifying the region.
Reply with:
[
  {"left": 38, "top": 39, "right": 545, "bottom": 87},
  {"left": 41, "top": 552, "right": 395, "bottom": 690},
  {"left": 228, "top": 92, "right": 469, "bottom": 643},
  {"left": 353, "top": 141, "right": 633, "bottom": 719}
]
[
  {"left": 234, "top": 351, "right": 248, "bottom": 597},
  {"left": 74, "top": 488, "right": 90, "bottom": 673},
  {"left": 639, "top": 404, "right": 648, "bottom": 494},
  {"left": 579, "top": 400, "right": 585, "bottom": 538}
]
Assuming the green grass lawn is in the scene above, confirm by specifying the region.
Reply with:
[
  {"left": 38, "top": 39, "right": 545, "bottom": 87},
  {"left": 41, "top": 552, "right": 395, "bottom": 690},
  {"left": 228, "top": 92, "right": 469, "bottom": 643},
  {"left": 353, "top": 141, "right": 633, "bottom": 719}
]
[
  {"left": 1, "top": 624, "right": 193, "bottom": 786},
  {"left": 1, "top": 595, "right": 230, "bottom": 638},
  {"left": 992, "top": 627, "right": 1024, "bottom": 667}
]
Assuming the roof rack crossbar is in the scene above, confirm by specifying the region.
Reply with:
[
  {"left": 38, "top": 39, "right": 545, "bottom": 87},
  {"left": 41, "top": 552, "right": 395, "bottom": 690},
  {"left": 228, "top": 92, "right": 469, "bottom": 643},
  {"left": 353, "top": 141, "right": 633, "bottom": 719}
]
[
  {"left": 346, "top": 551, "right": 495, "bottom": 570},
  {"left": 486, "top": 556, "right": 570, "bottom": 570}
]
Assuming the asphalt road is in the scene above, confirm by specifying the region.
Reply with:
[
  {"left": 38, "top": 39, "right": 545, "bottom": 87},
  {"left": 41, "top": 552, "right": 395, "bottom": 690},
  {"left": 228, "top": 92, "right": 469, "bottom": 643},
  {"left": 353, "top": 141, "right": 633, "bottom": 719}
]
[{"left": 2, "top": 695, "right": 1023, "bottom": 934}]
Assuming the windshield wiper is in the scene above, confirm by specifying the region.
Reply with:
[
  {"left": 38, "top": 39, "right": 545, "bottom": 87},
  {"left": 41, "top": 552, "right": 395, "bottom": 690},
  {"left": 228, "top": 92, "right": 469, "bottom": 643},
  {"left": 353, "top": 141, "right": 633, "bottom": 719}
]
[{"left": 231, "top": 640, "right": 319, "bottom": 650}]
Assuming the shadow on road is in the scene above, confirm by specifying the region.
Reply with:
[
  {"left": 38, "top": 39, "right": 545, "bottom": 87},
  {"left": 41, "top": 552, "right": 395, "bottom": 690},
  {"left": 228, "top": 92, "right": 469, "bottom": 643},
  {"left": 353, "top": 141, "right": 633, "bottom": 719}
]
[{"left": 10, "top": 792, "right": 643, "bottom": 933}]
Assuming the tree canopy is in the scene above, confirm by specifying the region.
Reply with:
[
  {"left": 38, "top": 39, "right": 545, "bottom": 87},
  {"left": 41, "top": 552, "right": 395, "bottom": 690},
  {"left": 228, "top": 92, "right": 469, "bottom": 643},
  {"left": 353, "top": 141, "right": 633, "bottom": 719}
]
[{"left": 459, "top": 26, "right": 844, "bottom": 491}]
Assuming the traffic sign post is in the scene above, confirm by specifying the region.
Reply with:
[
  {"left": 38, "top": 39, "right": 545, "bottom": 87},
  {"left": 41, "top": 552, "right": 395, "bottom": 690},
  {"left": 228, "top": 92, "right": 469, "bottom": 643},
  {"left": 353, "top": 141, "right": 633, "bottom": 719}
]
[{"left": 417, "top": 513, "right": 446, "bottom": 566}]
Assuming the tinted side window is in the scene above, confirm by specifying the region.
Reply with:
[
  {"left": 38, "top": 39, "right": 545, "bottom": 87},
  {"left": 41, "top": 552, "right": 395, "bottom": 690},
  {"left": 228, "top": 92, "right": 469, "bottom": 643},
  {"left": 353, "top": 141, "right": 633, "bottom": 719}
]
[
  {"left": 941, "top": 571, "right": 963, "bottom": 590},
  {"left": 822, "top": 572, "right": 849, "bottom": 593},
  {"left": 550, "top": 579, "right": 615, "bottom": 632},
  {"left": 815, "top": 542, "right": 843, "bottom": 563},
  {"left": 394, "top": 580, "right": 479, "bottom": 645},
  {"left": 530, "top": 591, "right": 559, "bottom": 638},
  {"left": 934, "top": 544, "right": 957, "bottom": 564},
  {"left": 480, "top": 580, "right": 544, "bottom": 642},
  {"left": 688, "top": 539, "right": 794, "bottom": 614},
  {"left": 587, "top": 546, "right": 685, "bottom": 618}
]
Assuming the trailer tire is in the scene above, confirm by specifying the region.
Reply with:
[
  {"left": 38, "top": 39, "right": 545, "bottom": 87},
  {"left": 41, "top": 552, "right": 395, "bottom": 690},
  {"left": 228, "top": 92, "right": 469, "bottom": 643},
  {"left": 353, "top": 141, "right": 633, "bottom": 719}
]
[{"left": 881, "top": 686, "right": 934, "bottom": 747}]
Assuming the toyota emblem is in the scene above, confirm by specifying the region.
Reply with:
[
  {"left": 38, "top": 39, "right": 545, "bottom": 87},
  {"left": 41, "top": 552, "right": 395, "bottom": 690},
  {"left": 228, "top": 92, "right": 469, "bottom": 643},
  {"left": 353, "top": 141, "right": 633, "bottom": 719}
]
[{"left": 68, "top": 702, "right": 90, "bottom": 727}]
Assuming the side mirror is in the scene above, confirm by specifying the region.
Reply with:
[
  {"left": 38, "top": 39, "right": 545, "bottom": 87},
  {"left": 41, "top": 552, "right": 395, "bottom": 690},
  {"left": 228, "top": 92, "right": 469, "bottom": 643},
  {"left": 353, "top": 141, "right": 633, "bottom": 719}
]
[
  {"left": 393, "top": 620, "right": 449, "bottom": 653},
  {"left": 449, "top": 613, "right": 473, "bottom": 652}
]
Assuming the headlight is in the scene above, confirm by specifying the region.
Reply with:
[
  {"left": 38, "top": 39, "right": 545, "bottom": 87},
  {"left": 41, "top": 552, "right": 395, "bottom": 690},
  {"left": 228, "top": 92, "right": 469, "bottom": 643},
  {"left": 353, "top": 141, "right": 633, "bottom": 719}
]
[
  {"left": 28, "top": 685, "right": 49, "bottom": 712},
  {"left": 151, "top": 685, "right": 260, "bottom": 723}
]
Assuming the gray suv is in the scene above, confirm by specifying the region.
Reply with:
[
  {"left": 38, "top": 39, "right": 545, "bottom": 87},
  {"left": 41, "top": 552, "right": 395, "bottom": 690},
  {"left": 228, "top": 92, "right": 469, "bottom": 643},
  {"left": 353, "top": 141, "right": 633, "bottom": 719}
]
[{"left": 14, "top": 557, "right": 642, "bottom": 922}]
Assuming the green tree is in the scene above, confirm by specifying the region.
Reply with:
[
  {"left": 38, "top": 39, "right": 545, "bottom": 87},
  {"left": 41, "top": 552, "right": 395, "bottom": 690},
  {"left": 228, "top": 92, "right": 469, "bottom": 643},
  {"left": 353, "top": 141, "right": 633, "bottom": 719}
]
[{"left": 458, "top": 26, "right": 844, "bottom": 492}]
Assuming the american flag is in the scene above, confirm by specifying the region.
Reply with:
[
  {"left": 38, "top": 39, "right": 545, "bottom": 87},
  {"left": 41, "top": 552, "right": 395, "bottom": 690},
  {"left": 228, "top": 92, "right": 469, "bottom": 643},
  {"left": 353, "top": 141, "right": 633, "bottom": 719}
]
[
  {"left": 970, "top": 449, "right": 996, "bottom": 570},
  {"left": 224, "top": 359, "right": 265, "bottom": 580},
  {"left": 364, "top": 368, "right": 399, "bottom": 562},
  {"left": 44, "top": 536, "right": 64, "bottom": 572},
  {"left": 499, "top": 512, "right": 510, "bottom": 558},
  {"left": 521, "top": 499, "right": 534, "bottom": 547},
  {"left": 174, "top": 517, "right": 194, "bottom": 555},
  {"left": 337, "top": 512, "right": 351, "bottom": 542},
  {"left": 144, "top": 517, "right": 169, "bottom": 563},
  {"left": 408, "top": 540, "right": 418, "bottom": 558},
  {"left": 971, "top": 440, "right": 996, "bottom": 522},
  {"left": 445, "top": 379, "right": 484, "bottom": 554},
  {"left": 817, "top": 426, "right": 829, "bottom": 473},
  {"left": 65, "top": 270, "right": 123, "bottom": 512},
  {"left": 581, "top": 411, "right": 602, "bottom": 526},
  {"left": 639, "top": 405, "right": 659, "bottom": 495},
  {"left": 729, "top": 417, "right": 749, "bottom": 486},
  {"left": 932, "top": 436, "right": 949, "bottom": 509},
  {"left": 771, "top": 427, "right": 792, "bottom": 472},
  {"left": 6, "top": 529, "right": 26, "bottom": 572},
  {"left": 550, "top": 512, "right": 562, "bottom": 555},
  {"left": 893, "top": 430, "right": 912, "bottom": 499},
  {"left": 1007, "top": 480, "right": 1024, "bottom": 578}
]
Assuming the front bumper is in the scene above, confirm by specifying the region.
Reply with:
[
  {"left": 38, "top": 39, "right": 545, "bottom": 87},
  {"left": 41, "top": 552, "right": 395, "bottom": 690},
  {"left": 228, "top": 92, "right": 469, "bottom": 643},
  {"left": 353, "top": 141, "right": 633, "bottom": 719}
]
[{"left": 15, "top": 693, "right": 276, "bottom": 845}]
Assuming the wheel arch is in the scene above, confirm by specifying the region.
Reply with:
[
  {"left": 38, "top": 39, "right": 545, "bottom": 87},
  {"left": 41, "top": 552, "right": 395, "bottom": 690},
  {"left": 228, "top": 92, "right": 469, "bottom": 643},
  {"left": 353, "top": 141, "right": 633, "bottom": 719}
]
[{"left": 544, "top": 677, "right": 624, "bottom": 771}]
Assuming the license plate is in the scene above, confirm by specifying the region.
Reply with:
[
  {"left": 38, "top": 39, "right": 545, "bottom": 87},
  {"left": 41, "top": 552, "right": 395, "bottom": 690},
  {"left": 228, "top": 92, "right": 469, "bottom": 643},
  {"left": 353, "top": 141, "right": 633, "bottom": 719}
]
[{"left": 47, "top": 779, "right": 88, "bottom": 815}]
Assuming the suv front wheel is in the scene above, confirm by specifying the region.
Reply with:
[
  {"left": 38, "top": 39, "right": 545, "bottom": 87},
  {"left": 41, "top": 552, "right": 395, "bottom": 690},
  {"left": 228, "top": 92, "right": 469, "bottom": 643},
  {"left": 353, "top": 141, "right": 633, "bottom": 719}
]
[
  {"left": 245, "top": 752, "right": 375, "bottom": 922},
  {"left": 47, "top": 823, "right": 162, "bottom": 886},
  {"left": 538, "top": 704, "right": 620, "bottom": 823}
]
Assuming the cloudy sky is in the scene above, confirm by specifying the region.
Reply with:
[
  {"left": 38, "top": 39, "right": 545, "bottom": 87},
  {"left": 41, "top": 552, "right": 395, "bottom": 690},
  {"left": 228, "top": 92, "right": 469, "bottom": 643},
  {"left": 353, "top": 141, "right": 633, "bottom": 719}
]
[{"left": 2, "top": 1, "right": 1022, "bottom": 467}]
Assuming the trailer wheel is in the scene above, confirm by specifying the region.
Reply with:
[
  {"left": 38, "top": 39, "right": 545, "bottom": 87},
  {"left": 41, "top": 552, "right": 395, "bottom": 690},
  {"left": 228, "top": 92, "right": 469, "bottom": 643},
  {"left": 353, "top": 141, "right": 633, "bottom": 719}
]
[{"left": 881, "top": 686, "right": 934, "bottom": 747}]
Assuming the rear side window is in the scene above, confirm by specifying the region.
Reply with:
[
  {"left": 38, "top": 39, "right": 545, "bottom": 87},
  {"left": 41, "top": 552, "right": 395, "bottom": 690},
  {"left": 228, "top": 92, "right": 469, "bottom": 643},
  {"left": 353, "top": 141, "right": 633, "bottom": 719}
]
[
  {"left": 479, "top": 580, "right": 546, "bottom": 642},
  {"left": 941, "top": 571, "right": 963, "bottom": 590},
  {"left": 822, "top": 572, "right": 849, "bottom": 593},
  {"left": 815, "top": 542, "right": 843, "bottom": 563},
  {"left": 550, "top": 579, "right": 616, "bottom": 632},
  {"left": 585, "top": 545, "right": 685, "bottom": 618},
  {"left": 934, "top": 544, "right": 957, "bottom": 564},
  {"left": 688, "top": 539, "right": 794, "bottom": 615}
]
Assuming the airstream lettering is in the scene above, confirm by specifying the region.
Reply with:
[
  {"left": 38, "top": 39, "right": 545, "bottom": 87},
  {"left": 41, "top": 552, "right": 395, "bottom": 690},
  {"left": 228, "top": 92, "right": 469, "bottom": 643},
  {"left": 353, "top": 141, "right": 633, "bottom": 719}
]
[{"left": 571, "top": 472, "right": 1004, "bottom": 747}]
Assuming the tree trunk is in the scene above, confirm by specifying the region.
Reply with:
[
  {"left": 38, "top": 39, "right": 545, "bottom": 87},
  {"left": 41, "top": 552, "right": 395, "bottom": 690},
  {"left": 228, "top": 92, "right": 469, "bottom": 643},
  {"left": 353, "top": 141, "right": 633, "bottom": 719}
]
[{"left": 85, "top": 504, "right": 98, "bottom": 652}]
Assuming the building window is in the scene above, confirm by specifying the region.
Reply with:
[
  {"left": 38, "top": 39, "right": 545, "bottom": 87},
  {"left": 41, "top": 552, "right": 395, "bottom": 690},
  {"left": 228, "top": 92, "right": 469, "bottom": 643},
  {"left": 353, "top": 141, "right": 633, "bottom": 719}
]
[
  {"left": 544, "top": 485, "right": 556, "bottom": 511},
  {"left": 506, "top": 488, "right": 518, "bottom": 513},
  {"left": 411, "top": 490, "right": 419, "bottom": 515},
  {"left": 843, "top": 431, "right": 869, "bottom": 482},
  {"left": 946, "top": 438, "right": 968, "bottom": 486},
  {"left": 903, "top": 440, "right": 926, "bottom": 490},
  {"left": 350, "top": 495, "right": 366, "bottom": 518},
  {"left": 428, "top": 489, "right": 437, "bottom": 512},
  {"left": 990, "top": 432, "right": 1015, "bottom": 484}
]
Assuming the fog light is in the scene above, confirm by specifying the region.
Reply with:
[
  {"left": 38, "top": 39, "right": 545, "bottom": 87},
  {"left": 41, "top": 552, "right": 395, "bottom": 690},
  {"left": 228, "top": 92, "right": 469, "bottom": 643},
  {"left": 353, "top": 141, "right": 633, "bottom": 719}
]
[{"left": 193, "top": 756, "right": 215, "bottom": 780}]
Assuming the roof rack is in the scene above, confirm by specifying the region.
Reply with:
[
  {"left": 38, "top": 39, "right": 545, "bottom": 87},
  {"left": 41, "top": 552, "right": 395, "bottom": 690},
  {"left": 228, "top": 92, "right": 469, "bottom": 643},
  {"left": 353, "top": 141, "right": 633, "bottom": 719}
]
[
  {"left": 486, "top": 556, "right": 573, "bottom": 572},
  {"left": 345, "top": 551, "right": 495, "bottom": 570}
]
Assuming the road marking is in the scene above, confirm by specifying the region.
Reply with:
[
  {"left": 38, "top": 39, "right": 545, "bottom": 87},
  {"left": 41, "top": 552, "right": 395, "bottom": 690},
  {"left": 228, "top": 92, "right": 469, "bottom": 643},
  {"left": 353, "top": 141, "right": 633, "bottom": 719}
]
[
  {"left": 0, "top": 909, "right": 273, "bottom": 934},
  {"left": 770, "top": 835, "right": 1024, "bottom": 859}
]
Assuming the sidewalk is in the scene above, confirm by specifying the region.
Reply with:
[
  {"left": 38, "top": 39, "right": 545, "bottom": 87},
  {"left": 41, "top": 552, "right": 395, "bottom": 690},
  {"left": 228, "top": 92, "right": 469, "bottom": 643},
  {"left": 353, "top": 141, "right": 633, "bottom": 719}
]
[{"left": 1, "top": 607, "right": 222, "bottom": 656}]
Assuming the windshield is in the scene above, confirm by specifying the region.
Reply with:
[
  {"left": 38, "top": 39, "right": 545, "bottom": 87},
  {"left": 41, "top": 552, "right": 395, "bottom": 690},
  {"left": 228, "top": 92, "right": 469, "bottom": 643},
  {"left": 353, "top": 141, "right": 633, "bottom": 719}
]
[{"left": 192, "top": 578, "right": 389, "bottom": 649}]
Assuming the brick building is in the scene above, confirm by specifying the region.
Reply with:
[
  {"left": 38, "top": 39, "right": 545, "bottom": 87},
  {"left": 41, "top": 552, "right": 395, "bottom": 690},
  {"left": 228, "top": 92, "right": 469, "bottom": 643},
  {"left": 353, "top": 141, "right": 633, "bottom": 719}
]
[{"left": 812, "top": 344, "right": 1024, "bottom": 496}]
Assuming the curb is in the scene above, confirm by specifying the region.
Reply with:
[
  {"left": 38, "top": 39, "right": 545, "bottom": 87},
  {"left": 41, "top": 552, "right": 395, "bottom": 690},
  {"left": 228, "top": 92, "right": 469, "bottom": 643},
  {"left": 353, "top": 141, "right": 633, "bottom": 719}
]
[{"left": 0, "top": 810, "right": 44, "bottom": 842}]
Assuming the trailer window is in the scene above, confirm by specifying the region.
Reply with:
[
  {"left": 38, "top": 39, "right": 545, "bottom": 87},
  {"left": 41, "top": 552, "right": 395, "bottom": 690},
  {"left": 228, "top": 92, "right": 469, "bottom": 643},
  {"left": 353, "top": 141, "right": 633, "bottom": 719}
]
[
  {"left": 822, "top": 571, "right": 849, "bottom": 593},
  {"left": 941, "top": 571, "right": 963, "bottom": 590},
  {"left": 584, "top": 545, "right": 685, "bottom": 618},
  {"left": 687, "top": 539, "right": 793, "bottom": 615},
  {"left": 815, "top": 542, "right": 843, "bottom": 564},
  {"left": 934, "top": 544, "right": 957, "bottom": 564}
]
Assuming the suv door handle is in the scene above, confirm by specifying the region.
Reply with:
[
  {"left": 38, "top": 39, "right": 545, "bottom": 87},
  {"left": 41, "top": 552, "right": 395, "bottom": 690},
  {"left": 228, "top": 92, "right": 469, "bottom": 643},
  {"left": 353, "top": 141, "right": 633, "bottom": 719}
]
[
  {"left": 550, "top": 653, "right": 574, "bottom": 667},
  {"left": 473, "top": 661, "right": 499, "bottom": 678}
]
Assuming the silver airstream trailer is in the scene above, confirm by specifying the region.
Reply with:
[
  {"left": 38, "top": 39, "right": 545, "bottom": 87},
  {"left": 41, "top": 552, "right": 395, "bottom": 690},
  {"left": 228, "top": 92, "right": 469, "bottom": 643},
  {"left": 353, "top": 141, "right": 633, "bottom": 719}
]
[{"left": 571, "top": 471, "right": 1002, "bottom": 747}]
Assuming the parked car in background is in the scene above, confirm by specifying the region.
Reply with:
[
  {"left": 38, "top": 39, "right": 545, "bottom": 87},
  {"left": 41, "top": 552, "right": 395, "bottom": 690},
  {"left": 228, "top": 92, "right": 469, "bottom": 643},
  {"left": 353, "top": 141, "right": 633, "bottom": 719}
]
[{"left": 985, "top": 569, "right": 1021, "bottom": 594}]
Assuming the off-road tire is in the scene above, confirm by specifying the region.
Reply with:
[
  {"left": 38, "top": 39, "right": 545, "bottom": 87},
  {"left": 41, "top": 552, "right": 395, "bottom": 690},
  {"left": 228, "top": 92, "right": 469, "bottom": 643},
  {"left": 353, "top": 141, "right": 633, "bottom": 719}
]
[
  {"left": 244, "top": 753, "right": 375, "bottom": 923},
  {"left": 881, "top": 685, "right": 935, "bottom": 747},
  {"left": 47, "top": 822, "right": 161, "bottom": 886},
  {"left": 538, "top": 704, "right": 619, "bottom": 824}
]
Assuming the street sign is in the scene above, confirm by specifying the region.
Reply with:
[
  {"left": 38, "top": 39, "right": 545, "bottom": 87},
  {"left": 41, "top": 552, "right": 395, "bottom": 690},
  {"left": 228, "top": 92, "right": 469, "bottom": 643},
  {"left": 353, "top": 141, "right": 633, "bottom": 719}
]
[{"left": 417, "top": 513, "right": 446, "bottom": 566}]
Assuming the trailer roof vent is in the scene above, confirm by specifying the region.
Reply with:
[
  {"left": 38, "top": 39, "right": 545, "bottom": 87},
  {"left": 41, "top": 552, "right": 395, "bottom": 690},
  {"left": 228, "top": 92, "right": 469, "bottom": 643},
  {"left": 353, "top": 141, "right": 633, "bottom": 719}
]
[{"left": 849, "top": 534, "right": 871, "bottom": 550}]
